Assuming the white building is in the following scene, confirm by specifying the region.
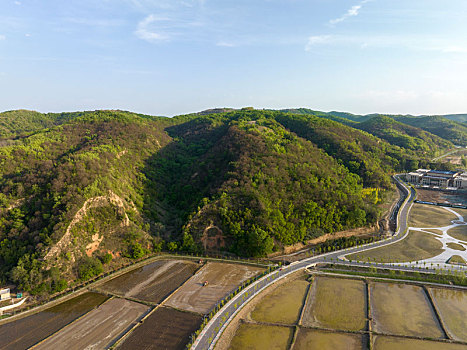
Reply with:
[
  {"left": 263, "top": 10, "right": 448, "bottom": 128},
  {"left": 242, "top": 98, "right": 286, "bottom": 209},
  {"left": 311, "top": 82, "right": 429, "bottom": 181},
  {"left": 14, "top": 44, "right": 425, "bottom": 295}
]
[
  {"left": 406, "top": 169, "right": 466, "bottom": 189},
  {"left": 0, "top": 288, "right": 10, "bottom": 301}
]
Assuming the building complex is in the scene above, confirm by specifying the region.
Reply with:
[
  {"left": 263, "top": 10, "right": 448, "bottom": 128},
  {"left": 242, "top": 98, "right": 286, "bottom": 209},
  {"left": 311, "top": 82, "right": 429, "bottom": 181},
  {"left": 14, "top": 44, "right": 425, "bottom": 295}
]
[{"left": 407, "top": 169, "right": 467, "bottom": 189}]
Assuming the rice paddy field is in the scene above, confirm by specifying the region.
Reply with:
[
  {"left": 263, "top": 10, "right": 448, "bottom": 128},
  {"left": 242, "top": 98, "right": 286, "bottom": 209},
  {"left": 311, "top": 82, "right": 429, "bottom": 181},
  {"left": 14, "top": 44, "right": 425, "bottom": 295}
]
[
  {"left": 346, "top": 230, "right": 443, "bottom": 263},
  {"left": 165, "top": 262, "right": 264, "bottom": 314},
  {"left": 370, "top": 283, "right": 443, "bottom": 338},
  {"left": 218, "top": 275, "right": 467, "bottom": 350},
  {"left": 373, "top": 336, "right": 467, "bottom": 350},
  {"left": 118, "top": 306, "right": 202, "bottom": 350},
  {"left": 250, "top": 277, "right": 308, "bottom": 325},
  {"left": 0, "top": 292, "right": 109, "bottom": 350},
  {"left": 100, "top": 259, "right": 200, "bottom": 303},
  {"left": 228, "top": 323, "right": 293, "bottom": 350},
  {"left": 294, "top": 329, "right": 363, "bottom": 350},
  {"left": 429, "top": 287, "right": 467, "bottom": 342},
  {"left": 33, "top": 298, "right": 149, "bottom": 350},
  {"left": 301, "top": 276, "right": 366, "bottom": 331}
]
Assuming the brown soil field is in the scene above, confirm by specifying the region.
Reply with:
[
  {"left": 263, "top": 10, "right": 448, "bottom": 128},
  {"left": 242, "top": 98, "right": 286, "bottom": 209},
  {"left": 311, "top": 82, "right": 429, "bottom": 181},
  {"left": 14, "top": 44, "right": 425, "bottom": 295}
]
[
  {"left": 416, "top": 190, "right": 467, "bottom": 207},
  {"left": 373, "top": 335, "right": 467, "bottom": 350},
  {"left": 118, "top": 306, "right": 202, "bottom": 350},
  {"left": 165, "top": 262, "right": 264, "bottom": 314},
  {"left": 0, "top": 292, "right": 108, "bottom": 350},
  {"left": 34, "top": 298, "right": 149, "bottom": 350},
  {"left": 100, "top": 259, "right": 199, "bottom": 303}
]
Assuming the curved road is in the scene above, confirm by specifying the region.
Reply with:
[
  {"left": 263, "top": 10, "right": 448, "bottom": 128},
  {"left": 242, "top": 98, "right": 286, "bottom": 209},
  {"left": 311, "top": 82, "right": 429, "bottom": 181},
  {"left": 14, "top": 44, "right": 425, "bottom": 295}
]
[{"left": 192, "top": 176, "right": 464, "bottom": 350}]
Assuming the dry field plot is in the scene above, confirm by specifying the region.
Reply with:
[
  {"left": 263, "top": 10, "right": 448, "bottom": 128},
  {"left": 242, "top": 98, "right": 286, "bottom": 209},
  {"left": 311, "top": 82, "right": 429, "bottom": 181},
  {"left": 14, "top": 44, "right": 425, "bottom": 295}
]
[
  {"left": 229, "top": 323, "right": 293, "bottom": 350},
  {"left": 34, "top": 298, "right": 149, "bottom": 350},
  {"left": 347, "top": 230, "right": 443, "bottom": 263},
  {"left": 250, "top": 277, "right": 308, "bottom": 325},
  {"left": 448, "top": 225, "right": 467, "bottom": 242},
  {"left": 370, "top": 283, "right": 443, "bottom": 338},
  {"left": 408, "top": 204, "right": 458, "bottom": 228},
  {"left": 165, "top": 262, "right": 264, "bottom": 314},
  {"left": 429, "top": 287, "right": 467, "bottom": 342},
  {"left": 118, "top": 306, "right": 202, "bottom": 350},
  {"left": 0, "top": 292, "right": 108, "bottom": 350},
  {"left": 373, "top": 335, "right": 467, "bottom": 350},
  {"left": 100, "top": 259, "right": 199, "bottom": 303},
  {"left": 302, "top": 276, "right": 366, "bottom": 331},
  {"left": 294, "top": 329, "right": 363, "bottom": 350}
]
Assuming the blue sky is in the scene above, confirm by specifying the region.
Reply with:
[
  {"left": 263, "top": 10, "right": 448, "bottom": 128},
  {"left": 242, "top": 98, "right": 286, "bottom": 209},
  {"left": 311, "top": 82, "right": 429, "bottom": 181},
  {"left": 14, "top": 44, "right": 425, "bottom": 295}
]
[{"left": 0, "top": 0, "right": 467, "bottom": 116}]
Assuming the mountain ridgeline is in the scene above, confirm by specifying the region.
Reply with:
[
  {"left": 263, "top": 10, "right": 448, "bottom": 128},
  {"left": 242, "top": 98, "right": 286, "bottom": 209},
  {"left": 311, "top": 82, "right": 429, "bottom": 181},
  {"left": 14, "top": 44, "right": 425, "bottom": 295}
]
[{"left": 0, "top": 108, "right": 460, "bottom": 294}]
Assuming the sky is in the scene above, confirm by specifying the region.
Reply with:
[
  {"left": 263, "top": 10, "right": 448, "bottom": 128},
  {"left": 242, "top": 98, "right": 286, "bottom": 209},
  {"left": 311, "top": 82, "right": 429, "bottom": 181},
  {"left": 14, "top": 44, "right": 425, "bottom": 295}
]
[{"left": 0, "top": 0, "right": 467, "bottom": 116}]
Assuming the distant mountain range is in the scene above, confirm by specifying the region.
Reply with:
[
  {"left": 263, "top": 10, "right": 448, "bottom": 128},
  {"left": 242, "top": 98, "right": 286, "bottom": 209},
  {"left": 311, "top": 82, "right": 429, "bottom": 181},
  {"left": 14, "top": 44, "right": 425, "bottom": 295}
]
[{"left": 0, "top": 107, "right": 464, "bottom": 295}]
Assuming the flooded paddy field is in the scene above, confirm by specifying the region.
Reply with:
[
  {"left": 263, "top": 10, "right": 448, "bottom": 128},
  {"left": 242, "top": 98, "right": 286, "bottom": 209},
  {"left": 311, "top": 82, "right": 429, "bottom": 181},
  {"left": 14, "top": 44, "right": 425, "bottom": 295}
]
[
  {"left": 0, "top": 292, "right": 108, "bottom": 350},
  {"left": 250, "top": 276, "right": 308, "bottom": 325},
  {"left": 34, "top": 298, "right": 149, "bottom": 350},
  {"left": 100, "top": 259, "right": 199, "bottom": 303},
  {"left": 229, "top": 323, "right": 293, "bottom": 350},
  {"left": 347, "top": 230, "right": 443, "bottom": 263},
  {"left": 370, "top": 283, "right": 443, "bottom": 338},
  {"left": 302, "top": 276, "right": 366, "bottom": 331},
  {"left": 294, "top": 329, "right": 363, "bottom": 350},
  {"left": 118, "top": 306, "right": 202, "bottom": 350},
  {"left": 429, "top": 287, "right": 467, "bottom": 342},
  {"left": 165, "top": 262, "right": 264, "bottom": 314},
  {"left": 373, "top": 335, "right": 467, "bottom": 350},
  {"left": 408, "top": 204, "right": 458, "bottom": 227}
]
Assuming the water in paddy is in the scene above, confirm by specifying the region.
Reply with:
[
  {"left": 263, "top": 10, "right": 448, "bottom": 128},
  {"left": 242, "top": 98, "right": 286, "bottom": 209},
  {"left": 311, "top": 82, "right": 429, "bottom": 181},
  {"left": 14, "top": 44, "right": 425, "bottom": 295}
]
[{"left": 429, "top": 287, "right": 467, "bottom": 342}]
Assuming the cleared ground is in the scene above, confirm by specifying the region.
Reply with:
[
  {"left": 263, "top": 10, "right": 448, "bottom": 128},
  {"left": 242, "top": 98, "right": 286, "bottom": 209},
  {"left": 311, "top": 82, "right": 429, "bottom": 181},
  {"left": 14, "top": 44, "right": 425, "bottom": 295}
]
[
  {"left": 302, "top": 276, "right": 366, "bottom": 331},
  {"left": 373, "top": 335, "right": 466, "bottom": 350},
  {"left": 447, "top": 225, "right": 467, "bottom": 242},
  {"left": 408, "top": 204, "right": 457, "bottom": 228},
  {"left": 370, "top": 283, "right": 443, "bottom": 338},
  {"left": 100, "top": 259, "right": 199, "bottom": 303},
  {"left": 347, "top": 230, "right": 443, "bottom": 263},
  {"left": 429, "top": 287, "right": 467, "bottom": 342},
  {"left": 294, "top": 329, "right": 363, "bottom": 350},
  {"left": 165, "top": 262, "right": 264, "bottom": 314},
  {"left": 34, "top": 298, "right": 149, "bottom": 350},
  {"left": 118, "top": 306, "right": 202, "bottom": 350},
  {"left": 250, "top": 277, "right": 308, "bottom": 325},
  {"left": 229, "top": 323, "right": 293, "bottom": 350},
  {"left": 0, "top": 292, "right": 108, "bottom": 350}
]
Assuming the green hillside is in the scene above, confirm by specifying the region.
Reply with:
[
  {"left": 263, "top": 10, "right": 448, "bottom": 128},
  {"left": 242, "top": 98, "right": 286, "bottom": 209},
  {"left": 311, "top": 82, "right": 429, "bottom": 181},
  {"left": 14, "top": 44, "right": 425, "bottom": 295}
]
[
  {"left": 393, "top": 115, "right": 467, "bottom": 146},
  {"left": 0, "top": 108, "right": 460, "bottom": 295},
  {"left": 356, "top": 115, "right": 452, "bottom": 154}
]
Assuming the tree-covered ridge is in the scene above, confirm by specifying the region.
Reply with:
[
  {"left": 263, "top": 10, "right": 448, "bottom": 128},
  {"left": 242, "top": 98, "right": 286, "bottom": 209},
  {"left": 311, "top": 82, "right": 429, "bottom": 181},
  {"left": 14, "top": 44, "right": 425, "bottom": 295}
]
[
  {"left": 393, "top": 115, "right": 467, "bottom": 146},
  {"left": 356, "top": 115, "right": 452, "bottom": 153},
  {"left": 0, "top": 108, "right": 462, "bottom": 294}
]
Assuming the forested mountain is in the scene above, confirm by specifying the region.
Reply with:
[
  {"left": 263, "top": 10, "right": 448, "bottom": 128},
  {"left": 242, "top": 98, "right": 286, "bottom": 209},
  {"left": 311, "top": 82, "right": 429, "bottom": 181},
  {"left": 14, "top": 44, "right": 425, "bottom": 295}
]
[
  {"left": 392, "top": 115, "right": 467, "bottom": 146},
  {"left": 0, "top": 108, "right": 460, "bottom": 294},
  {"left": 356, "top": 115, "right": 452, "bottom": 153}
]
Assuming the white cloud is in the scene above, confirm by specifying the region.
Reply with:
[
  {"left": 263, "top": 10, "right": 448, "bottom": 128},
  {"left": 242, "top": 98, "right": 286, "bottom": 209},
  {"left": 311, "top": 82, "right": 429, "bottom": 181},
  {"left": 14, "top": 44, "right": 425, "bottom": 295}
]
[
  {"left": 305, "top": 35, "right": 331, "bottom": 51},
  {"left": 134, "top": 15, "right": 171, "bottom": 42},
  {"left": 0, "top": 35, "right": 5, "bottom": 40},
  {"left": 14, "top": 1, "right": 21, "bottom": 5},
  {"left": 216, "top": 41, "right": 235, "bottom": 47},
  {"left": 329, "top": 0, "right": 371, "bottom": 25}
]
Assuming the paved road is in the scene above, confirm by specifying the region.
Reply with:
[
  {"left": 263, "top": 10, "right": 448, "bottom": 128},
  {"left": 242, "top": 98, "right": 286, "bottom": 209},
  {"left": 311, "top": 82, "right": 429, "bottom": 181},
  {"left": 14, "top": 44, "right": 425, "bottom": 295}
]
[{"left": 192, "top": 176, "right": 464, "bottom": 350}]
